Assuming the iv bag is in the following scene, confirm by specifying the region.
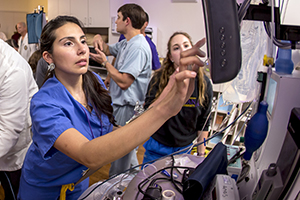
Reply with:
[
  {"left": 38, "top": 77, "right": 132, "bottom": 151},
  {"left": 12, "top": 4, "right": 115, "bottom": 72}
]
[{"left": 222, "top": 20, "right": 268, "bottom": 104}]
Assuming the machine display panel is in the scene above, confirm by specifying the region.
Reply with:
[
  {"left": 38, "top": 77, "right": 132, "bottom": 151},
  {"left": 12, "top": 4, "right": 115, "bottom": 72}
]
[{"left": 266, "top": 77, "right": 277, "bottom": 117}]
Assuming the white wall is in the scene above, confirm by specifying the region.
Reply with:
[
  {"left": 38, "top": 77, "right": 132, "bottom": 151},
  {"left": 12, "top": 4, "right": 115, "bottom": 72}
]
[
  {"left": 108, "top": 0, "right": 207, "bottom": 58},
  {"left": 0, "top": 0, "right": 48, "bottom": 38},
  {"left": 0, "top": 0, "right": 47, "bottom": 12},
  {"left": 108, "top": 0, "right": 125, "bottom": 44}
]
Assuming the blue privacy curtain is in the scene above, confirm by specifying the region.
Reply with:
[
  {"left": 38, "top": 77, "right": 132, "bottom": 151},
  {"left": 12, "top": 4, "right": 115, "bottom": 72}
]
[{"left": 26, "top": 12, "right": 46, "bottom": 44}]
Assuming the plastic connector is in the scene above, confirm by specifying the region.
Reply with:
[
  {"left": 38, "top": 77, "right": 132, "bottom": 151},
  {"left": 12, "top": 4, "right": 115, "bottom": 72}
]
[{"left": 263, "top": 54, "right": 274, "bottom": 66}]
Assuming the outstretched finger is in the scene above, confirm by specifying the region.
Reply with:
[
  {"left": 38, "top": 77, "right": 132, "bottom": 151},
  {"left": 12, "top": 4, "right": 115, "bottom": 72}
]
[
  {"left": 89, "top": 52, "right": 96, "bottom": 59},
  {"left": 181, "top": 38, "right": 206, "bottom": 59},
  {"left": 179, "top": 38, "right": 206, "bottom": 72},
  {"left": 180, "top": 56, "right": 205, "bottom": 70},
  {"left": 174, "top": 70, "right": 197, "bottom": 85}
]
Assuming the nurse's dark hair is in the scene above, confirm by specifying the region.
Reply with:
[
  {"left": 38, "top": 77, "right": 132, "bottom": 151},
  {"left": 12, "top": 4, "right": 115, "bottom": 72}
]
[{"left": 40, "top": 15, "right": 116, "bottom": 126}]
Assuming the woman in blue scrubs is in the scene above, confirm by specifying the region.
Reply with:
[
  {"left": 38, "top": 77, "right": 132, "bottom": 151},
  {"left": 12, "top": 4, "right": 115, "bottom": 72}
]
[{"left": 18, "top": 15, "right": 207, "bottom": 199}]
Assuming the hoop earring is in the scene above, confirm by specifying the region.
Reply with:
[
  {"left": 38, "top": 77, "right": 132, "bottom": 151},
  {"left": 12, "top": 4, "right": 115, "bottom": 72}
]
[{"left": 48, "top": 63, "right": 55, "bottom": 71}]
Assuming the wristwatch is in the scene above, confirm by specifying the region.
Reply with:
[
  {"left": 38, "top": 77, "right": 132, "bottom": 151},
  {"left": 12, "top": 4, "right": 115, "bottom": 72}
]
[{"left": 102, "top": 60, "right": 108, "bottom": 67}]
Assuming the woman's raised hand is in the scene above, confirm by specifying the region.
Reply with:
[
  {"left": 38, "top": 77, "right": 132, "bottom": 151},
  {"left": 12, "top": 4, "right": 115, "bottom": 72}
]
[{"left": 157, "top": 38, "right": 207, "bottom": 117}]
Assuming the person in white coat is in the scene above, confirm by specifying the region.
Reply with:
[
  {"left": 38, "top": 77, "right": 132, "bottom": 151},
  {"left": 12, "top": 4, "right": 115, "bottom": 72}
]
[
  {"left": 17, "top": 22, "right": 38, "bottom": 62},
  {"left": 0, "top": 31, "right": 7, "bottom": 41},
  {"left": 0, "top": 39, "right": 38, "bottom": 199}
]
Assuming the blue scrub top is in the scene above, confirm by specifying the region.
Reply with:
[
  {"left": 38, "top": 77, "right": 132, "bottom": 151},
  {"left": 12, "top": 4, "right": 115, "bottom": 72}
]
[{"left": 20, "top": 72, "right": 113, "bottom": 195}]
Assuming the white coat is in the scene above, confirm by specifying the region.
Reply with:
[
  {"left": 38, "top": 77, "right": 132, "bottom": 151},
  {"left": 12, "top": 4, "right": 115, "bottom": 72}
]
[
  {"left": 0, "top": 39, "right": 38, "bottom": 171},
  {"left": 18, "top": 33, "right": 38, "bottom": 62}
]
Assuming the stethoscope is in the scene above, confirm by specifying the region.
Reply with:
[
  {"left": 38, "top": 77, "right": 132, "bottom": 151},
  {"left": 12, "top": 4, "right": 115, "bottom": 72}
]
[{"left": 78, "top": 102, "right": 103, "bottom": 139}]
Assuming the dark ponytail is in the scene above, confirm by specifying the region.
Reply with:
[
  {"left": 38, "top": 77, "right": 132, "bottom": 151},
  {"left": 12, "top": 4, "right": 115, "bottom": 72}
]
[{"left": 83, "top": 70, "right": 116, "bottom": 126}]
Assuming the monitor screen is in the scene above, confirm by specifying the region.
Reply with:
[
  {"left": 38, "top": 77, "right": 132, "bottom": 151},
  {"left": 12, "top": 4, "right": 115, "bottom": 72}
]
[
  {"left": 276, "top": 108, "right": 300, "bottom": 199},
  {"left": 266, "top": 77, "right": 277, "bottom": 116}
]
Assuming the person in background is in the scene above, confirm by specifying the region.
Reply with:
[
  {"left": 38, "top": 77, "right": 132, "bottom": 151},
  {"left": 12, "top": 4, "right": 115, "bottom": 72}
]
[
  {"left": 142, "top": 32, "right": 212, "bottom": 164},
  {"left": 35, "top": 57, "right": 49, "bottom": 89},
  {"left": 17, "top": 15, "right": 207, "bottom": 199},
  {"left": 90, "top": 3, "right": 152, "bottom": 177},
  {"left": 106, "top": 12, "right": 160, "bottom": 88},
  {"left": 17, "top": 22, "right": 38, "bottom": 62},
  {"left": 0, "top": 39, "right": 38, "bottom": 200},
  {"left": 0, "top": 31, "right": 7, "bottom": 41},
  {"left": 122, "top": 12, "right": 160, "bottom": 71},
  {"left": 11, "top": 24, "right": 21, "bottom": 45},
  {"left": 104, "top": 12, "right": 160, "bottom": 87},
  {"left": 5, "top": 39, "right": 19, "bottom": 51},
  {"left": 28, "top": 49, "right": 42, "bottom": 78}
]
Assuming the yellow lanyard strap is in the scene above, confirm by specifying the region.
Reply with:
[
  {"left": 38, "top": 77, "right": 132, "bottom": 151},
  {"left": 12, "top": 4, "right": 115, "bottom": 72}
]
[{"left": 60, "top": 183, "right": 75, "bottom": 200}]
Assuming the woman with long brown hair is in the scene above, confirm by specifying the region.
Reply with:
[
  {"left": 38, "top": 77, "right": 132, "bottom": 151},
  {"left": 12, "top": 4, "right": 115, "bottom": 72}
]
[{"left": 143, "top": 32, "right": 213, "bottom": 164}]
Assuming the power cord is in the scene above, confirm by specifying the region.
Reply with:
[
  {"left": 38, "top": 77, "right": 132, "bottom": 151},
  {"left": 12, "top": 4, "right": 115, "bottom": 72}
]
[
  {"left": 191, "top": 101, "right": 253, "bottom": 150},
  {"left": 227, "top": 147, "right": 245, "bottom": 166},
  {"left": 237, "top": 160, "right": 251, "bottom": 184},
  {"left": 141, "top": 181, "right": 162, "bottom": 200},
  {"left": 136, "top": 165, "right": 193, "bottom": 200},
  {"left": 79, "top": 102, "right": 253, "bottom": 200},
  {"left": 3, "top": 172, "right": 17, "bottom": 200}
]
